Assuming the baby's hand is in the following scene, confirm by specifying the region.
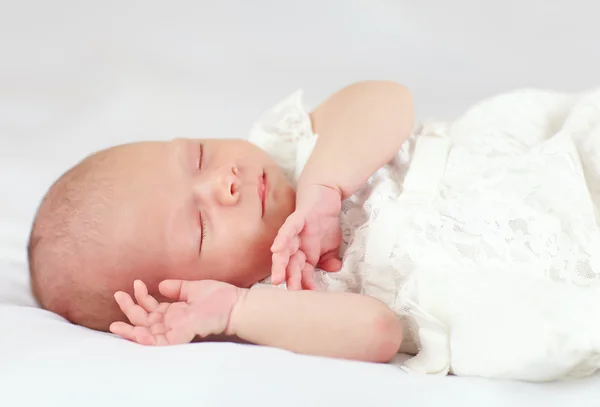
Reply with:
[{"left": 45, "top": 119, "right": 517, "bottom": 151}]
[
  {"left": 109, "top": 279, "right": 241, "bottom": 345},
  {"left": 270, "top": 183, "right": 342, "bottom": 290}
]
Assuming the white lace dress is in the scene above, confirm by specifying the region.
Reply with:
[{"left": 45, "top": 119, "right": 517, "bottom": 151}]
[{"left": 248, "top": 88, "right": 600, "bottom": 381}]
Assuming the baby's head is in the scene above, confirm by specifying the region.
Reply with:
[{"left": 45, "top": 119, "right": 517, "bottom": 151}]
[{"left": 28, "top": 138, "right": 295, "bottom": 331}]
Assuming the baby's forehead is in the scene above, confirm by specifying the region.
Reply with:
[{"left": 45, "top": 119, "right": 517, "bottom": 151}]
[
  {"left": 87, "top": 142, "right": 182, "bottom": 191},
  {"left": 102, "top": 140, "right": 172, "bottom": 163}
]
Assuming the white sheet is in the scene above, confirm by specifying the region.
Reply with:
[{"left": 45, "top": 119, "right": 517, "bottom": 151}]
[{"left": 2, "top": 1, "right": 600, "bottom": 405}]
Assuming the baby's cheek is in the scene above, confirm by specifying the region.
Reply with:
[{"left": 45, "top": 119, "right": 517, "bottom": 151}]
[
  {"left": 237, "top": 225, "right": 274, "bottom": 267},
  {"left": 211, "top": 218, "right": 275, "bottom": 284},
  {"left": 166, "top": 259, "right": 204, "bottom": 282}
]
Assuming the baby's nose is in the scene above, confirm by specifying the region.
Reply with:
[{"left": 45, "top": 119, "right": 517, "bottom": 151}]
[
  {"left": 216, "top": 166, "right": 240, "bottom": 206},
  {"left": 193, "top": 166, "right": 240, "bottom": 207}
]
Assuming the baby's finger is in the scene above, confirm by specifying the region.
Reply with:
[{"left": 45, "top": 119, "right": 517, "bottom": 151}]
[
  {"left": 319, "top": 258, "right": 342, "bottom": 272},
  {"left": 157, "top": 302, "right": 171, "bottom": 314},
  {"left": 301, "top": 263, "right": 317, "bottom": 290},
  {"left": 133, "top": 280, "right": 160, "bottom": 312},
  {"left": 289, "top": 235, "right": 300, "bottom": 255},
  {"left": 271, "top": 234, "right": 301, "bottom": 283},
  {"left": 286, "top": 272, "right": 302, "bottom": 291},
  {"left": 110, "top": 321, "right": 156, "bottom": 345},
  {"left": 153, "top": 334, "right": 170, "bottom": 346},
  {"left": 300, "top": 231, "right": 322, "bottom": 268},
  {"left": 150, "top": 322, "right": 167, "bottom": 336},
  {"left": 109, "top": 321, "right": 139, "bottom": 342},
  {"left": 286, "top": 251, "right": 306, "bottom": 290},
  {"left": 159, "top": 280, "right": 191, "bottom": 302},
  {"left": 114, "top": 291, "right": 151, "bottom": 327},
  {"left": 271, "top": 252, "right": 291, "bottom": 285},
  {"left": 270, "top": 214, "right": 304, "bottom": 252},
  {"left": 132, "top": 326, "right": 158, "bottom": 346},
  {"left": 317, "top": 251, "right": 343, "bottom": 273}
]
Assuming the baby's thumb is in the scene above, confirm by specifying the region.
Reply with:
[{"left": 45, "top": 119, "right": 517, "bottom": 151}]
[{"left": 159, "top": 280, "right": 190, "bottom": 301}]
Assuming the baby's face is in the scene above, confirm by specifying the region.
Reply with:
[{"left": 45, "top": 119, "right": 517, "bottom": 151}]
[{"left": 111, "top": 138, "right": 295, "bottom": 289}]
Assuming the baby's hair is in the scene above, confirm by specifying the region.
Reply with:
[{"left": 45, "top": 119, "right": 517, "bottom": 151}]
[{"left": 28, "top": 148, "right": 130, "bottom": 331}]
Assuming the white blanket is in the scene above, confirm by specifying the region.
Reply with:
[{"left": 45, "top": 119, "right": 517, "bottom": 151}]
[
  {"left": 450, "top": 87, "right": 600, "bottom": 211},
  {"left": 398, "top": 88, "right": 600, "bottom": 381}
]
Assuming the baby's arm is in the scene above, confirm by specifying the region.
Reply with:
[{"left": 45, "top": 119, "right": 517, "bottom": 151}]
[
  {"left": 270, "top": 81, "right": 414, "bottom": 288},
  {"left": 110, "top": 280, "right": 403, "bottom": 363},
  {"left": 229, "top": 285, "right": 403, "bottom": 362},
  {"left": 303, "top": 80, "right": 414, "bottom": 198}
]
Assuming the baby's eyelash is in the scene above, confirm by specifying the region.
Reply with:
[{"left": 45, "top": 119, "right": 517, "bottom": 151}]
[
  {"left": 198, "top": 143, "right": 204, "bottom": 169},
  {"left": 199, "top": 211, "right": 207, "bottom": 251}
]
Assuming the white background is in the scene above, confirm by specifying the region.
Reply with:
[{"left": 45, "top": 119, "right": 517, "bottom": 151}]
[{"left": 1, "top": 1, "right": 599, "bottom": 406}]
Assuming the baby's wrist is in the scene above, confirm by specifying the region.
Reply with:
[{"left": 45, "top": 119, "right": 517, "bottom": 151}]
[
  {"left": 296, "top": 181, "right": 342, "bottom": 205},
  {"left": 297, "top": 177, "right": 341, "bottom": 197},
  {"left": 224, "top": 287, "right": 248, "bottom": 336}
]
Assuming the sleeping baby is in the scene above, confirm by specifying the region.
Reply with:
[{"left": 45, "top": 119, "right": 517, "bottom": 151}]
[{"left": 28, "top": 81, "right": 600, "bottom": 381}]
